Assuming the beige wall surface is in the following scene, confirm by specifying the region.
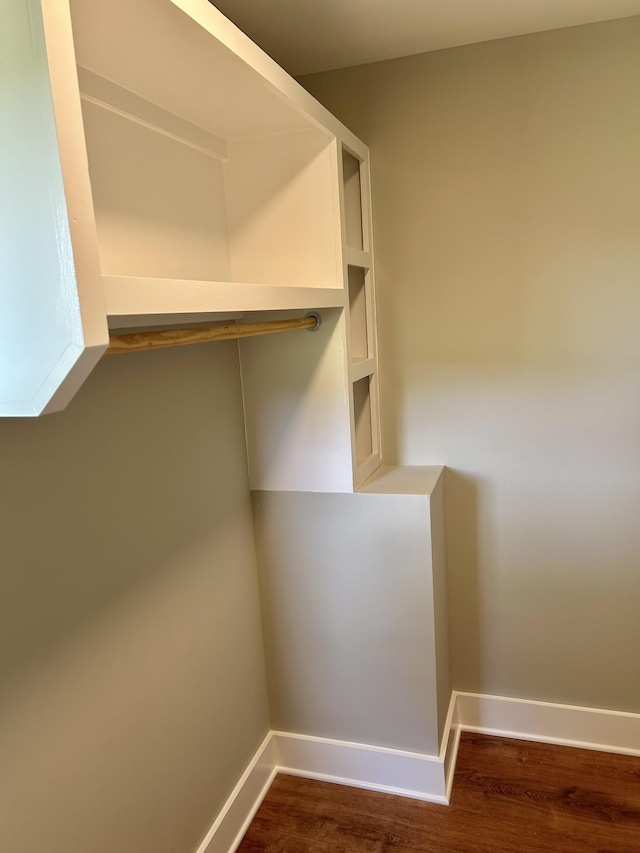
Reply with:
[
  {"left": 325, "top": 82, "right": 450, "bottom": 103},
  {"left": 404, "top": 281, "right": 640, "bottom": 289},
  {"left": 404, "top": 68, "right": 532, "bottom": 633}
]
[
  {"left": 302, "top": 16, "right": 640, "bottom": 713},
  {"left": 0, "top": 344, "right": 270, "bottom": 853},
  {"left": 252, "top": 489, "right": 445, "bottom": 755}
]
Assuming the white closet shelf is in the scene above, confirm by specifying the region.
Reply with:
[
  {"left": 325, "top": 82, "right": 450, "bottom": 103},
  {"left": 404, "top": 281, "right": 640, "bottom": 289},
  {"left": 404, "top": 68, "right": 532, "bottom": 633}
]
[
  {"left": 346, "top": 248, "right": 371, "bottom": 268},
  {"left": 103, "top": 276, "right": 345, "bottom": 318},
  {"left": 357, "top": 465, "right": 445, "bottom": 496},
  {"left": 350, "top": 357, "right": 376, "bottom": 383}
]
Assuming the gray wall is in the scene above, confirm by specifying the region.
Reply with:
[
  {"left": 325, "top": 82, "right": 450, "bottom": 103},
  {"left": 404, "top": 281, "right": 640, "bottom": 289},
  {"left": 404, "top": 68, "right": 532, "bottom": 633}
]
[
  {"left": 301, "top": 16, "right": 640, "bottom": 713},
  {"left": 0, "top": 344, "right": 270, "bottom": 853}
]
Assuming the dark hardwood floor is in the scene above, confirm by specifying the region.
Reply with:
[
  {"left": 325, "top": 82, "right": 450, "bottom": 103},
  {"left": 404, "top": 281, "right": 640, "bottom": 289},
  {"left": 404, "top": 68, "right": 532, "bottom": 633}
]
[{"left": 237, "top": 733, "right": 640, "bottom": 852}]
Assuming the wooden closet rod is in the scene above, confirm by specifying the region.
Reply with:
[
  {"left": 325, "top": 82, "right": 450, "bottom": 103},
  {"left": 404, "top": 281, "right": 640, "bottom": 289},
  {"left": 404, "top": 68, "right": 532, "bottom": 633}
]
[{"left": 106, "top": 314, "right": 322, "bottom": 355}]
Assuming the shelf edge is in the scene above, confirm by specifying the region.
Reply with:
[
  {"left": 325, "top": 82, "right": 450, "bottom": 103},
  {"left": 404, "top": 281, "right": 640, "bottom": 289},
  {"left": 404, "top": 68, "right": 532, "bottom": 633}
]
[{"left": 103, "top": 276, "right": 345, "bottom": 317}]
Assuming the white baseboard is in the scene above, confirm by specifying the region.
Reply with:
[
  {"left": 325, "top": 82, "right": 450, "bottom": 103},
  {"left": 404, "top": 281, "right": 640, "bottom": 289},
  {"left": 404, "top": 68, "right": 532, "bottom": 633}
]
[
  {"left": 195, "top": 703, "right": 457, "bottom": 853},
  {"left": 195, "top": 732, "right": 277, "bottom": 853},
  {"left": 196, "top": 692, "right": 640, "bottom": 853},
  {"left": 455, "top": 691, "right": 640, "bottom": 757},
  {"left": 272, "top": 730, "right": 449, "bottom": 804},
  {"left": 269, "top": 692, "right": 460, "bottom": 806}
]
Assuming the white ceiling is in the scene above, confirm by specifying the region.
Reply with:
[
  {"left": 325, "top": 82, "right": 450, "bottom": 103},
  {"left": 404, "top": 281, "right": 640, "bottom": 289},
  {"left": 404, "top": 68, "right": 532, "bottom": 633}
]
[{"left": 211, "top": 0, "right": 640, "bottom": 76}]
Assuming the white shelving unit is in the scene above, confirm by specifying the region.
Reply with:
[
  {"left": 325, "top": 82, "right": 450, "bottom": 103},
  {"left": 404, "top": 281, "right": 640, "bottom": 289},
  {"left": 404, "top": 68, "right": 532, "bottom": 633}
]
[
  {"left": 341, "top": 147, "right": 381, "bottom": 486},
  {"left": 2, "top": 0, "right": 381, "bottom": 489}
]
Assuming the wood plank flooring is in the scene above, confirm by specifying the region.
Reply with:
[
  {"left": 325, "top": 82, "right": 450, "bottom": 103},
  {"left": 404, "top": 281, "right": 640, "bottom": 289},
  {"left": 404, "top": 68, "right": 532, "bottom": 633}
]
[{"left": 237, "top": 733, "right": 640, "bottom": 852}]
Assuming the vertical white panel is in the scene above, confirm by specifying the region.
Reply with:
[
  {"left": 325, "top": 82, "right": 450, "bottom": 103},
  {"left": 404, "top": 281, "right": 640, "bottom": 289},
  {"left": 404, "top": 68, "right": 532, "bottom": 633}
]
[
  {"left": 225, "top": 130, "right": 340, "bottom": 289},
  {"left": 0, "top": 0, "right": 107, "bottom": 416},
  {"left": 0, "top": 0, "right": 80, "bottom": 414},
  {"left": 430, "top": 472, "right": 452, "bottom": 750}
]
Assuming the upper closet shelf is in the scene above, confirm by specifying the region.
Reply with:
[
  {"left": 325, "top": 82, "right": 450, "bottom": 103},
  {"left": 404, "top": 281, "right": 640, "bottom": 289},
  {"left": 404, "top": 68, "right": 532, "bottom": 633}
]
[
  {"left": 346, "top": 248, "right": 371, "bottom": 269},
  {"left": 104, "top": 277, "right": 345, "bottom": 319}
]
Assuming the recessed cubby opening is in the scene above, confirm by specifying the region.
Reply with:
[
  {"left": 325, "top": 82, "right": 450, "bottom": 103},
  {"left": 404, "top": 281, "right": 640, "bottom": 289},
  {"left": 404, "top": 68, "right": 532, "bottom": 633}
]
[
  {"left": 353, "top": 375, "right": 374, "bottom": 467},
  {"left": 348, "top": 266, "right": 369, "bottom": 361},
  {"left": 81, "top": 98, "right": 229, "bottom": 282},
  {"left": 342, "top": 148, "right": 364, "bottom": 250},
  {"left": 70, "top": 0, "right": 341, "bottom": 296},
  {"left": 81, "top": 96, "right": 338, "bottom": 290}
]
